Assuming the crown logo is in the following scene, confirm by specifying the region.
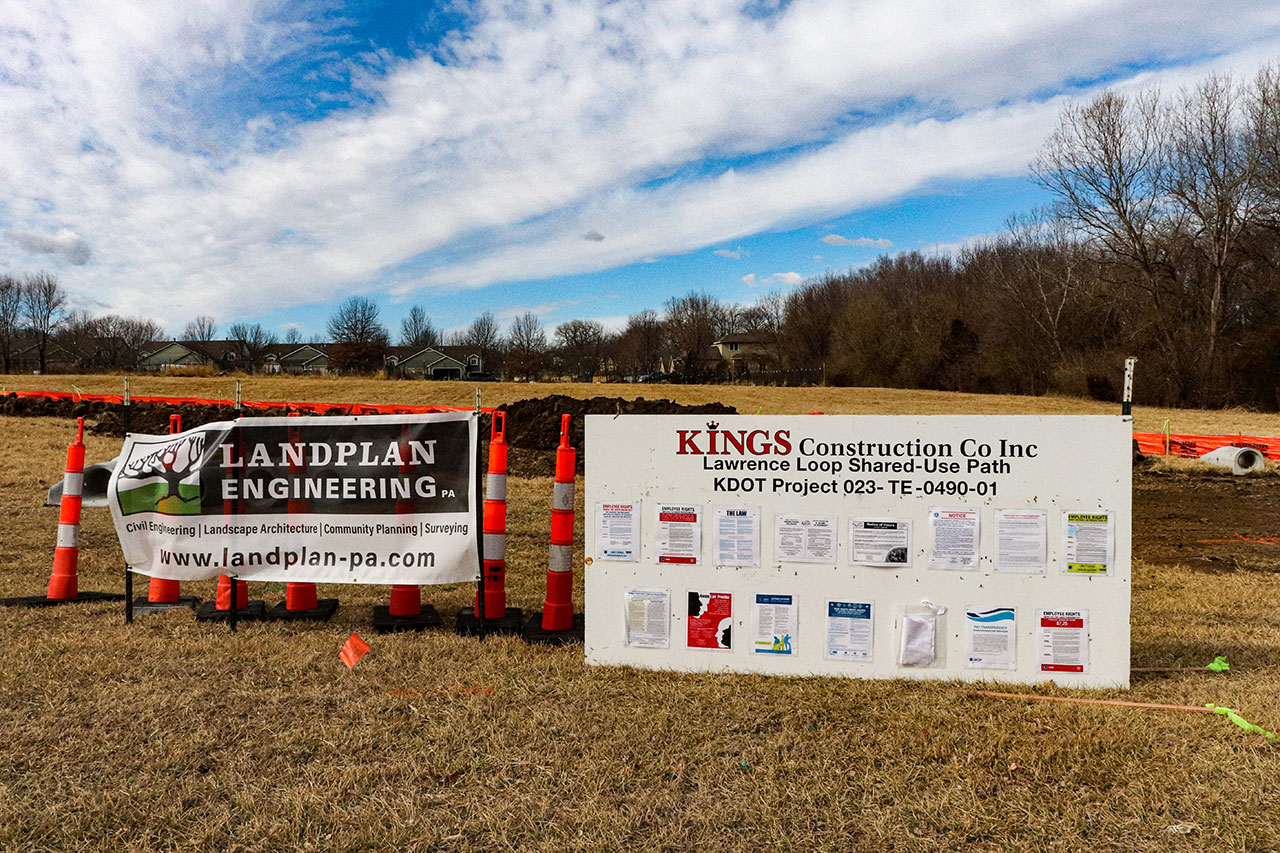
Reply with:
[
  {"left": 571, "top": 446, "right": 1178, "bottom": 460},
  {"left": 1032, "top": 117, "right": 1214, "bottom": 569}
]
[{"left": 706, "top": 421, "right": 719, "bottom": 430}]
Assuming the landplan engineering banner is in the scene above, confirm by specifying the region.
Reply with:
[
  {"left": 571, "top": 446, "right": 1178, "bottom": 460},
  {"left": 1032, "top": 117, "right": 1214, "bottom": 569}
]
[{"left": 109, "top": 412, "right": 480, "bottom": 586}]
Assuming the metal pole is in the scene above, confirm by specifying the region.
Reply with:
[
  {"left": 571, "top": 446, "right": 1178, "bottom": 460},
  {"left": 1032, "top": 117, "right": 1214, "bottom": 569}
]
[
  {"left": 234, "top": 379, "right": 242, "bottom": 414},
  {"left": 124, "top": 567, "right": 133, "bottom": 624},
  {"left": 122, "top": 377, "right": 131, "bottom": 436},
  {"left": 229, "top": 573, "right": 238, "bottom": 633},
  {"left": 1122, "top": 356, "right": 1136, "bottom": 417}
]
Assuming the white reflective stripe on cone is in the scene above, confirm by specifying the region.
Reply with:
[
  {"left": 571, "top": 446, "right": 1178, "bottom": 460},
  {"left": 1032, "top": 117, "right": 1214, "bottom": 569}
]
[
  {"left": 62, "top": 471, "right": 84, "bottom": 496},
  {"left": 485, "top": 473, "right": 507, "bottom": 501},
  {"left": 483, "top": 533, "right": 506, "bottom": 560},
  {"left": 56, "top": 524, "right": 79, "bottom": 548},
  {"left": 551, "top": 482, "right": 575, "bottom": 511},
  {"left": 548, "top": 543, "right": 573, "bottom": 572}
]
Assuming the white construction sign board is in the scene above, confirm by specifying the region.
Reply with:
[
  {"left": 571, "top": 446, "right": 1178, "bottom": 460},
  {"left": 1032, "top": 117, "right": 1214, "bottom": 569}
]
[{"left": 584, "top": 415, "right": 1131, "bottom": 688}]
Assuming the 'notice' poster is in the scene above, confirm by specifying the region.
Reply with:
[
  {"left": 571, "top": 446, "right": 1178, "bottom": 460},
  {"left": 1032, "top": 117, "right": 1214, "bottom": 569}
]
[
  {"left": 1038, "top": 609, "right": 1088, "bottom": 672},
  {"left": 775, "top": 515, "right": 837, "bottom": 563},
  {"left": 928, "top": 507, "right": 980, "bottom": 570},
  {"left": 687, "top": 591, "right": 732, "bottom": 650},
  {"left": 656, "top": 504, "right": 701, "bottom": 565}
]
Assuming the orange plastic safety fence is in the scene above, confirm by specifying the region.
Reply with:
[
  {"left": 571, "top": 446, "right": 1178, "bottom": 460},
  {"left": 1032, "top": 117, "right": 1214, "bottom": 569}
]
[{"left": 1133, "top": 431, "right": 1280, "bottom": 460}]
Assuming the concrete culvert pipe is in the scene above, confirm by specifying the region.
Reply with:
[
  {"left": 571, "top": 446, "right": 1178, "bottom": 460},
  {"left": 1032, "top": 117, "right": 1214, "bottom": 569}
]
[{"left": 1199, "top": 446, "right": 1266, "bottom": 476}]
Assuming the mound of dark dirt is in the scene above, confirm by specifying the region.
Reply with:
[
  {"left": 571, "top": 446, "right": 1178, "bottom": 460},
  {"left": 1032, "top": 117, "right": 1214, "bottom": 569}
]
[{"left": 2, "top": 391, "right": 734, "bottom": 471}]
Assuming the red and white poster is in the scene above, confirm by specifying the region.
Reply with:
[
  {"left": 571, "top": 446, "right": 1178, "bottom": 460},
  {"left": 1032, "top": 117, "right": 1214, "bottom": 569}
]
[
  {"left": 687, "top": 590, "right": 732, "bottom": 650},
  {"left": 1038, "top": 609, "right": 1088, "bottom": 672},
  {"left": 656, "top": 504, "right": 702, "bottom": 564}
]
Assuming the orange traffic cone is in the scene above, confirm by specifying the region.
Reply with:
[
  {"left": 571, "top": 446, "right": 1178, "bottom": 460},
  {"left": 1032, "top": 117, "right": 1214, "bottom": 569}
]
[
  {"left": 270, "top": 419, "right": 337, "bottom": 621},
  {"left": 196, "top": 423, "right": 267, "bottom": 622},
  {"left": 523, "top": 414, "right": 583, "bottom": 644},
  {"left": 2, "top": 418, "right": 123, "bottom": 607},
  {"left": 373, "top": 424, "right": 440, "bottom": 633},
  {"left": 457, "top": 411, "right": 521, "bottom": 635},
  {"left": 134, "top": 414, "right": 200, "bottom": 614}
]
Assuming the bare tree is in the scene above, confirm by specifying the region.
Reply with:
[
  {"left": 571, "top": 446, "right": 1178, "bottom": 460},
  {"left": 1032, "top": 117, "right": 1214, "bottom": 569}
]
[
  {"left": 283, "top": 326, "right": 303, "bottom": 345},
  {"left": 0, "top": 274, "right": 22, "bottom": 373},
  {"left": 506, "top": 311, "right": 548, "bottom": 380},
  {"left": 182, "top": 315, "right": 218, "bottom": 341},
  {"left": 22, "top": 272, "right": 66, "bottom": 374},
  {"left": 399, "top": 306, "right": 440, "bottom": 350},
  {"left": 462, "top": 311, "right": 502, "bottom": 374},
  {"left": 98, "top": 315, "right": 163, "bottom": 369},
  {"left": 554, "top": 319, "right": 608, "bottom": 379},
  {"left": 664, "top": 291, "right": 727, "bottom": 381},
  {"left": 1163, "top": 74, "right": 1261, "bottom": 391},
  {"left": 228, "top": 322, "right": 278, "bottom": 372},
  {"left": 611, "top": 309, "right": 665, "bottom": 377},
  {"left": 326, "top": 296, "right": 389, "bottom": 373},
  {"left": 57, "top": 309, "right": 103, "bottom": 369}
]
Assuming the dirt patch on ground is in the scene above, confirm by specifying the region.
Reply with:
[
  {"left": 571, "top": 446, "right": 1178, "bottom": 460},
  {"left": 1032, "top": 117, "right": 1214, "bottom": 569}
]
[
  {"left": 1133, "top": 464, "right": 1280, "bottom": 572},
  {"left": 1, "top": 391, "right": 734, "bottom": 471}
]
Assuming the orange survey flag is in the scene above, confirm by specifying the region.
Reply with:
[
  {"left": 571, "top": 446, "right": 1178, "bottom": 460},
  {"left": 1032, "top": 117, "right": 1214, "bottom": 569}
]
[{"left": 339, "top": 634, "right": 371, "bottom": 668}]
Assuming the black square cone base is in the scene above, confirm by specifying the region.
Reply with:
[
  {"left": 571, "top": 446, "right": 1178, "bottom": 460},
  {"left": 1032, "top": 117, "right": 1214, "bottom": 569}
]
[
  {"left": 0, "top": 591, "right": 125, "bottom": 608},
  {"left": 269, "top": 598, "right": 340, "bottom": 622},
  {"left": 372, "top": 604, "right": 440, "bottom": 634},
  {"left": 521, "top": 611, "right": 585, "bottom": 645},
  {"left": 194, "top": 600, "right": 269, "bottom": 622},
  {"left": 131, "top": 595, "right": 200, "bottom": 616},
  {"left": 455, "top": 606, "right": 523, "bottom": 636}
]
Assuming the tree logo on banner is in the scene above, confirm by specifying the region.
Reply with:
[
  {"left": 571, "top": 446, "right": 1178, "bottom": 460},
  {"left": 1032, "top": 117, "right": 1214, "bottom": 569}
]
[{"left": 116, "top": 431, "right": 210, "bottom": 516}]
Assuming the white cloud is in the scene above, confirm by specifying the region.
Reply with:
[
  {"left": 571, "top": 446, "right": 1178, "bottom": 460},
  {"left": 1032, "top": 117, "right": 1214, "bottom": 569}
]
[
  {"left": 2, "top": 1, "right": 1280, "bottom": 325},
  {"left": 813, "top": 254, "right": 823, "bottom": 262},
  {"left": 741, "top": 273, "right": 756, "bottom": 285},
  {"left": 770, "top": 272, "right": 805, "bottom": 286},
  {"left": 714, "top": 247, "right": 743, "bottom": 259},
  {"left": 822, "top": 234, "right": 892, "bottom": 248}
]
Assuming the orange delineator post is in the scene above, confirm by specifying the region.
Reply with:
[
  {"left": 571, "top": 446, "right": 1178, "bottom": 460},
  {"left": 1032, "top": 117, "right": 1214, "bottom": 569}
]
[
  {"left": 46, "top": 418, "right": 88, "bottom": 600},
  {"left": 481, "top": 411, "right": 508, "bottom": 618},
  {"left": 196, "top": 419, "right": 265, "bottom": 621},
  {"left": 145, "top": 415, "right": 185, "bottom": 604},
  {"left": 373, "top": 423, "right": 439, "bottom": 632},
  {"left": 541, "top": 414, "right": 576, "bottom": 631},
  {"left": 0, "top": 415, "right": 124, "bottom": 608},
  {"left": 279, "top": 418, "right": 326, "bottom": 617}
]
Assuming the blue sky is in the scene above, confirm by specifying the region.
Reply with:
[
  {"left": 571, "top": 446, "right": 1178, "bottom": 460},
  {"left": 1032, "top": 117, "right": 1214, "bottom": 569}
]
[{"left": 4, "top": 1, "right": 1280, "bottom": 341}]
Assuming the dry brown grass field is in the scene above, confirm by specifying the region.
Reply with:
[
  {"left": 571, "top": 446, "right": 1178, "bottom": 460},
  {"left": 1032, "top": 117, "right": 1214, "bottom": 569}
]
[{"left": 1, "top": 379, "right": 1278, "bottom": 851}]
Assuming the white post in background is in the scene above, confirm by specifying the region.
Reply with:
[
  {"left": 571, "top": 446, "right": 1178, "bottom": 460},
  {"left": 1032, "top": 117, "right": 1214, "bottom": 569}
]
[
  {"left": 474, "top": 387, "right": 482, "bottom": 415},
  {"left": 234, "top": 378, "right": 242, "bottom": 413},
  {"left": 1122, "top": 356, "right": 1136, "bottom": 417}
]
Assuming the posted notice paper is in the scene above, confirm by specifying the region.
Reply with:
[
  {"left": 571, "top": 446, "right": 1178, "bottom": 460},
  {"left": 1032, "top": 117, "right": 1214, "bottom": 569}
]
[
  {"left": 1038, "top": 609, "right": 1088, "bottom": 672},
  {"left": 1062, "top": 511, "right": 1114, "bottom": 575},
  {"left": 596, "top": 502, "right": 639, "bottom": 562},
  {"left": 687, "top": 591, "right": 732, "bottom": 650},
  {"left": 928, "top": 507, "right": 980, "bottom": 570},
  {"left": 825, "top": 601, "right": 874, "bottom": 661},
  {"left": 751, "top": 594, "right": 797, "bottom": 655},
  {"left": 994, "top": 509, "right": 1047, "bottom": 574},
  {"left": 656, "top": 504, "right": 702, "bottom": 565},
  {"left": 714, "top": 505, "right": 760, "bottom": 567},
  {"left": 964, "top": 606, "right": 1017, "bottom": 670},
  {"left": 849, "top": 518, "right": 911, "bottom": 567},
  {"left": 775, "top": 514, "right": 837, "bottom": 563},
  {"left": 624, "top": 588, "right": 670, "bottom": 648}
]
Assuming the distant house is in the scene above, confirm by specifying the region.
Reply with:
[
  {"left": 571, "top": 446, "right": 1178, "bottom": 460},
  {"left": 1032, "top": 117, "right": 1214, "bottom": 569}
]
[
  {"left": 713, "top": 331, "right": 777, "bottom": 376},
  {"left": 262, "top": 343, "right": 330, "bottom": 375},
  {"left": 138, "top": 340, "right": 246, "bottom": 372},
  {"left": 384, "top": 345, "right": 484, "bottom": 380},
  {"left": 12, "top": 341, "right": 76, "bottom": 374}
]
